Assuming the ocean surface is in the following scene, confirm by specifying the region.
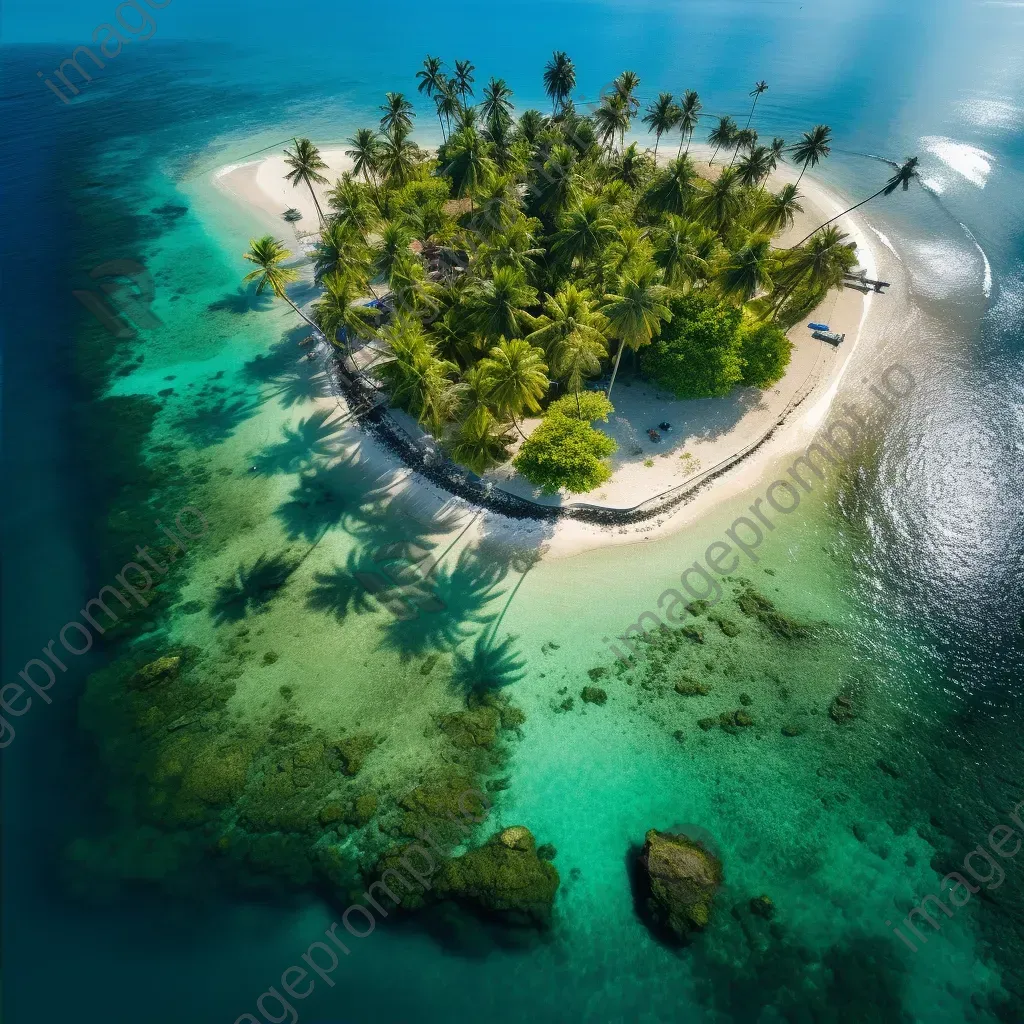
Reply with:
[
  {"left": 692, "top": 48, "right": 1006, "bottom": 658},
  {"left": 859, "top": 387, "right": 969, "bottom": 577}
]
[{"left": 2, "top": 1, "right": 1024, "bottom": 1021}]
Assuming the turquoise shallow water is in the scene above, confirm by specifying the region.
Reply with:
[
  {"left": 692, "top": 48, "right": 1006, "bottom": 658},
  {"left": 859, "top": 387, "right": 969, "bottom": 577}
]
[{"left": 3, "top": 1, "right": 1024, "bottom": 1021}]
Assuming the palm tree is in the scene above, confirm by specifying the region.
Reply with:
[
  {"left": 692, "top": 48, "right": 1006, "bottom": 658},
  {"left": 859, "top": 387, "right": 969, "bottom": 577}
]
[
  {"left": 479, "top": 338, "right": 549, "bottom": 438},
  {"left": 757, "top": 183, "right": 803, "bottom": 235},
  {"left": 594, "top": 93, "right": 630, "bottom": 153},
  {"left": 643, "top": 92, "right": 681, "bottom": 162},
  {"left": 694, "top": 167, "right": 744, "bottom": 233},
  {"left": 453, "top": 60, "right": 476, "bottom": 111},
  {"left": 744, "top": 80, "right": 768, "bottom": 129},
  {"left": 477, "top": 214, "right": 545, "bottom": 279},
  {"left": 519, "top": 109, "right": 546, "bottom": 147},
  {"left": 377, "top": 128, "right": 418, "bottom": 186},
  {"left": 791, "top": 124, "right": 832, "bottom": 185},
  {"left": 771, "top": 225, "right": 857, "bottom": 315},
  {"left": 447, "top": 407, "right": 514, "bottom": 474},
  {"left": 643, "top": 155, "right": 697, "bottom": 217},
  {"left": 416, "top": 56, "right": 449, "bottom": 142},
  {"left": 654, "top": 218, "right": 722, "bottom": 291},
  {"left": 534, "top": 143, "right": 580, "bottom": 220},
  {"left": 602, "top": 267, "right": 672, "bottom": 398},
  {"left": 435, "top": 78, "right": 460, "bottom": 142},
  {"left": 481, "top": 77, "right": 515, "bottom": 134},
  {"left": 376, "top": 314, "right": 460, "bottom": 436},
  {"left": 613, "top": 71, "right": 641, "bottom": 115},
  {"left": 380, "top": 92, "right": 415, "bottom": 137},
  {"left": 610, "top": 142, "right": 648, "bottom": 189},
  {"left": 345, "top": 129, "right": 382, "bottom": 194},
  {"left": 718, "top": 234, "right": 774, "bottom": 302},
  {"left": 372, "top": 221, "right": 414, "bottom": 291},
  {"left": 283, "top": 138, "right": 329, "bottom": 225},
  {"left": 443, "top": 127, "right": 495, "bottom": 205},
  {"left": 676, "top": 90, "right": 702, "bottom": 157},
  {"left": 791, "top": 157, "right": 920, "bottom": 247},
  {"left": 552, "top": 195, "right": 617, "bottom": 272},
  {"left": 526, "top": 284, "right": 609, "bottom": 399},
  {"left": 543, "top": 51, "right": 576, "bottom": 114},
  {"left": 468, "top": 266, "right": 538, "bottom": 342},
  {"left": 326, "top": 175, "right": 378, "bottom": 238},
  {"left": 313, "top": 270, "right": 379, "bottom": 353},
  {"left": 312, "top": 219, "right": 373, "bottom": 289},
  {"left": 602, "top": 226, "right": 655, "bottom": 292},
  {"left": 707, "top": 116, "right": 738, "bottom": 166},
  {"left": 736, "top": 145, "right": 772, "bottom": 188},
  {"left": 242, "top": 235, "right": 315, "bottom": 328},
  {"left": 728, "top": 128, "right": 757, "bottom": 169}
]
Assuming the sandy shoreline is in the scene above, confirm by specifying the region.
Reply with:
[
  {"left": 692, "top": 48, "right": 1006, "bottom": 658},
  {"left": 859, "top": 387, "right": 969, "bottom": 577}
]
[{"left": 211, "top": 139, "right": 900, "bottom": 559}]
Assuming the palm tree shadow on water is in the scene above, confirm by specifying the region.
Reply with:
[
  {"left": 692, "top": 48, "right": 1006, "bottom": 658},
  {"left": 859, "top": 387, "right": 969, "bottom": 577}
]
[
  {"left": 212, "top": 550, "right": 303, "bottom": 624},
  {"left": 252, "top": 408, "right": 351, "bottom": 476},
  {"left": 378, "top": 546, "right": 511, "bottom": 661}
]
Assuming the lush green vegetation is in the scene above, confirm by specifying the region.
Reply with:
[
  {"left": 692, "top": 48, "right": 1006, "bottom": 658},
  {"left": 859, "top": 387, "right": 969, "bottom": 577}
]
[{"left": 242, "top": 54, "right": 919, "bottom": 494}]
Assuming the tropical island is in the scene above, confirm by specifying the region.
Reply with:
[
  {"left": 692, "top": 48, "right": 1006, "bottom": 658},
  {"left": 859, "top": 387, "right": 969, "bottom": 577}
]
[{"left": 233, "top": 53, "right": 917, "bottom": 511}]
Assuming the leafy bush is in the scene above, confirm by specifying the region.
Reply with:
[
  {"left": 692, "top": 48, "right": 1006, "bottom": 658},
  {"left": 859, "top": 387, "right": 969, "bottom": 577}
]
[
  {"left": 640, "top": 294, "right": 744, "bottom": 398},
  {"left": 514, "top": 412, "right": 617, "bottom": 494},
  {"left": 546, "top": 391, "right": 613, "bottom": 423},
  {"left": 739, "top": 321, "right": 792, "bottom": 388}
]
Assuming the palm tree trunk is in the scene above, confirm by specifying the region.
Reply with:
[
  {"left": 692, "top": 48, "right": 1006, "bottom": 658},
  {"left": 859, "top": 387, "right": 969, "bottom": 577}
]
[
  {"left": 654, "top": 134, "right": 660, "bottom": 162},
  {"left": 789, "top": 185, "right": 889, "bottom": 248},
  {"left": 709, "top": 143, "right": 721, "bottom": 166},
  {"left": 283, "top": 294, "right": 318, "bottom": 331},
  {"left": 795, "top": 160, "right": 810, "bottom": 187},
  {"left": 684, "top": 129, "right": 693, "bottom": 157},
  {"left": 436, "top": 110, "right": 448, "bottom": 145},
  {"left": 744, "top": 95, "right": 758, "bottom": 130},
  {"left": 307, "top": 180, "right": 326, "bottom": 226},
  {"left": 606, "top": 340, "right": 628, "bottom": 399},
  {"left": 511, "top": 413, "right": 528, "bottom": 440}
]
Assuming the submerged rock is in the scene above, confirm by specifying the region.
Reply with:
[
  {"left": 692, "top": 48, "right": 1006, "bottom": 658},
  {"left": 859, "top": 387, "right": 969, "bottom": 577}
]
[
  {"left": 638, "top": 829, "right": 723, "bottom": 941},
  {"left": 736, "top": 587, "right": 809, "bottom": 640},
  {"left": 828, "top": 695, "right": 855, "bottom": 724},
  {"left": 128, "top": 655, "right": 181, "bottom": 691},
  {"left": 434, "top": 825, "right": 560, "bottom": 927},
  {"left": 675, "top": 678, "right": 711, "bottom": 697},
  {"left": 581, "top": 686, "right": 608, "bottom": 705},
  {"left": 749, "top": 894, "right": 775, "bottom": 919}
]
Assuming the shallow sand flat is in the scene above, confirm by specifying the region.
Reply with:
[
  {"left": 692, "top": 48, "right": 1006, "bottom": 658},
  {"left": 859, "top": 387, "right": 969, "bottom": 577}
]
[{"left": 210, "top": 139, "right": 900, "bottom": 560}]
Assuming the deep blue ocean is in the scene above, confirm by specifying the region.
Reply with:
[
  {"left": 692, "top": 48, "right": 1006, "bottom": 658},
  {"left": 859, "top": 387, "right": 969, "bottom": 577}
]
[{"left": 3, "top": 1, "right": 1024, "bottom": 1021}]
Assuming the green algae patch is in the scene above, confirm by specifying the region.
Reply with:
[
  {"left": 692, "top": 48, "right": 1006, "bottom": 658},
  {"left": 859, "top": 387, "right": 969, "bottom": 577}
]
[
  {"left": 333, "top": 733, "right": 379, "bottom": 775},
  {"left": 735, "top": 586, "right": 810, "bottom": 640},
  {"left": 581, "top": 686, "right": 608, "bottom": 705},
  {"left": 675, "top": 678, "right": 712, "bottom": 697},
  {"left": 436, "top": 705, "right": 500, "bottom": 749}
]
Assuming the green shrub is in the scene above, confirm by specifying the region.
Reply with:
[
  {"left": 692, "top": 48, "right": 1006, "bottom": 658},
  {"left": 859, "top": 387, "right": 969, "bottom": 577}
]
[
  {"left": 546, "top": 391, "right": 613, "bottom": 423},
  {"left": 739, "top": 321, "right": 792, "bottom": 388},
  {"left": 514, "top": 414, "right": 617, "bottom": 494},
  {"left": 640, "top": 294, "right": 744, "bottom": 398}
]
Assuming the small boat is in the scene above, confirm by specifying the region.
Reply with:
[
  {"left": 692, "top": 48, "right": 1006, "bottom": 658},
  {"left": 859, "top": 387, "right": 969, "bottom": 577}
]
[
  {"left": 812, "top": 330, "right": 846, "bottom": 345},
  {"left": 808, "top": 322, "right": 830, "bottom": 331}
]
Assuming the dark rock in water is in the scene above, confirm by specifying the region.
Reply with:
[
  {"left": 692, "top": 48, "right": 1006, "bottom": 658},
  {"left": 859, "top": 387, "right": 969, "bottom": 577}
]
[
  {"left": 682, "top": 625, "right": 705, "bottom": 644},
  {"left": 750, "top": 894, "right": 775, "bottom": 919},
  {"left": 581, "top": 686, "right": 608, "bottom": 705},
  {"left": 333, "top": 733, "right": 378, "bottom": 775},
  {"left": 711, "top": 614, "right": 741, "bottom": 637},
  {"left": 436, "top": 705, "right": 499, "bottom": 749},
  {"left": 686, "top": 600, "right": 709, "bottom": 616},
  {"left": 432, "top": 826, "right": 560, "bottom": 928},
  {"left": 346, "top": 792, "right": 378, "bottom": 826},
  {"left": 736, "top": 586, "right": 809, "bottom": 640},
  {"left": 420, "top": 653, "right": 439, "bottom": 675},
  {"left": 829, "top": 694, "right": 856, "bottom": 724},
  {"left": 878, "top": 759, "right": 902, "bottom": 778},
  {"left": 673, "top": 730, "right": 685, "bottom": 743},
  {"left": 128, "top": 655, "right": 182, "bottom": 691},
  {"left": 851, "top": 822, "right": 868, "bottom": 843},
  {"left": 638, "top": 829, "right": 723, "bottom": 941},
  {"left": 587, "top": 666, "right": 607, "bottom": 681},
  {"left": 739, "top": 692, "right": 753, "bottom": 706},
  {"left": 537, "top": 843, "right": 557, "bottom": 860},
  {"left": 698, "top": 717, "right": 718, "bottom": 731},
  {"left": 675, "top": 678, "right": 711, "bottom": 697},
  {"left": 781, "top": 723, "right": 805, "bottom": 737},
  {"left": 734, "top": 710, "right": 754, "bottom": 728}
]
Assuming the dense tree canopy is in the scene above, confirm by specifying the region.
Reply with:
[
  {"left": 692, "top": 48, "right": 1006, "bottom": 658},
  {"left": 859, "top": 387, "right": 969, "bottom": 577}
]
[{"left": 245, "top": 56, "right": 908, "bottom": 493}]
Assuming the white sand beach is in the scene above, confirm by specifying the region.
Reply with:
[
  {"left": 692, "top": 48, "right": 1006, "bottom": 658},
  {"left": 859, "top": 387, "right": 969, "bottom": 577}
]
[{"left": 211, "top": 139, "right": 901, "bottom": 559}]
